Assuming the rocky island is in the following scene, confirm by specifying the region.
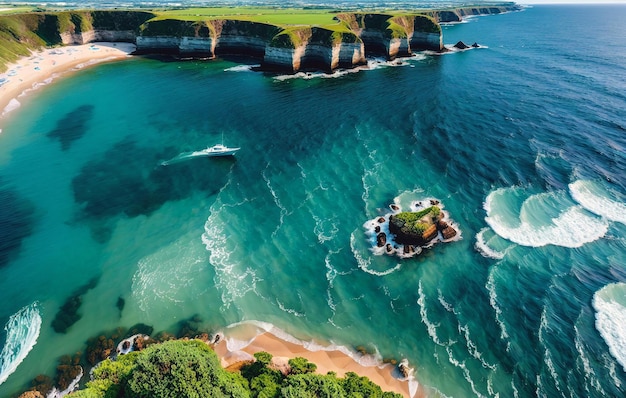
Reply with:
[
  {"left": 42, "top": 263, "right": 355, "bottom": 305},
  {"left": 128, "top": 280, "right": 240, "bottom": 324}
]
[
  {"left": 0, "top": 3, "right": 521, "bottom": 74},
  {"left": 365, "top": 198, "right": 459, "bottom": 258}
]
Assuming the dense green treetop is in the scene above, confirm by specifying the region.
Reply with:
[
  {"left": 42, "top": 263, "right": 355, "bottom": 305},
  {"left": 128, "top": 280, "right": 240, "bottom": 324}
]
[{"left": 66, "top": 341, "right": 403, "bottom": 398}]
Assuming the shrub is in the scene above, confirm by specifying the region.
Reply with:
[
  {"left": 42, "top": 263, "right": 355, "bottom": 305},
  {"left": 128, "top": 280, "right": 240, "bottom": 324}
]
[
  {"left": 125, "top": 339, "right": 249, "bottom": 398},
  {"left": 288, "top": 357, "right": 317, "bottom": 375}
]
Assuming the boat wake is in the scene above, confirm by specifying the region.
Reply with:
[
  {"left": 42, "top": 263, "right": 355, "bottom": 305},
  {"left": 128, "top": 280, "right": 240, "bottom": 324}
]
[
  {"left": 160, "top": 144, "right": 239, "bottom": 166},
  {"left": 0, "top": 302, "right": 42, "bottom": 386},
  {"left": 160, "top": 151, "right": 212, "bottom": 166}
]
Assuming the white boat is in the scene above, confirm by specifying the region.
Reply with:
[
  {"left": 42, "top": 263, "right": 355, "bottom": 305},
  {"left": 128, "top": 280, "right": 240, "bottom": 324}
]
[{"left": 196, "top": 143, "right": 240, "bottom": 157}]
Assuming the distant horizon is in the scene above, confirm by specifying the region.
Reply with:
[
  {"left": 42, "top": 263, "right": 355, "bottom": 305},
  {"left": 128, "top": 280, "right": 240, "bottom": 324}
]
[{"left": 522, "top": 0, "right": 626, "bottom": 4}]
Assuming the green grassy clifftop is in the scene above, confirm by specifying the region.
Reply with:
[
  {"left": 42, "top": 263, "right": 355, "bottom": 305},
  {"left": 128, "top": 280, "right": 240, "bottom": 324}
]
[{"left": 0, "top": 10, "right": 154, "bottom": 69}]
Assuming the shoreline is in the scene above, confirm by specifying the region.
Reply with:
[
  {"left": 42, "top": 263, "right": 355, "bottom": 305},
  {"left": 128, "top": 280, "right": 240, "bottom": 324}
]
[
  {"left": 0, "top": 42, "right": 136, "bottom": 119},
  {"left": 213, "top": 322, "right": 425, "bottom": 398}
]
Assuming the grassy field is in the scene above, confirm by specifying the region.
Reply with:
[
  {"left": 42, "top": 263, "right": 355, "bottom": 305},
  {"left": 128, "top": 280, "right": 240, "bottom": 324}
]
[
  {"left": 153, "top": 7, "right": 345, "bottom": 28},
  {"left": 0, "top": 4, "right": 36, "bottom": 14}
]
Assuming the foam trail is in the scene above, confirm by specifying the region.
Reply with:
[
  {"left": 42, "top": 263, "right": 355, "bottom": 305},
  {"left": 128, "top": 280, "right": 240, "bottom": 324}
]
[
  {"left": 574, "top": 324, "right": 605, "bottom": 395},
  {"left": 486, "top": 270, "right": 510, "bottom": 347},
  {"left": 262, "top": 168, "right": 288, "bottom": 237},
  {"left": 0, "top": 302, "right": 42, "bottom": 385},
  {"left": 202, "top": 188, "right": 260, "bottom": 309},
  {"left": 350, "top": 232, "right": 402, "bottom": 276},
  {"left": 570, "top": 180, "right": 626, "bottom": 224},
  {"left": 417, "top": 281, "right": 446, "bottom": 347},
  {"left": 160, "top": 149, "right": 222, "bottom": 165}
]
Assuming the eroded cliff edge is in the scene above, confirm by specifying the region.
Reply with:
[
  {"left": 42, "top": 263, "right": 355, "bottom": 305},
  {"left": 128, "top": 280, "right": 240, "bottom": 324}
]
[{"left": 0, "top": 4, "right": 521, "bottom": 73}]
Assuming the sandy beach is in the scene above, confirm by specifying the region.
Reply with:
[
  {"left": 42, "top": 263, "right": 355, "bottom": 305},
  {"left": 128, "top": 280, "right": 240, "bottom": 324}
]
[
  {"left": 214, "top": 325, "right": 425, "bottom": 398},
  {"left": 0, "top": 42, "right": 136, "bottom": 118}
]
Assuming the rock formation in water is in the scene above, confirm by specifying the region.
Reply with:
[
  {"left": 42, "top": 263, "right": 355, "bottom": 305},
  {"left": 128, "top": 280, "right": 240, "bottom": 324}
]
[{"left": 388, "top": 204, "right": 457, "bottom": 246}]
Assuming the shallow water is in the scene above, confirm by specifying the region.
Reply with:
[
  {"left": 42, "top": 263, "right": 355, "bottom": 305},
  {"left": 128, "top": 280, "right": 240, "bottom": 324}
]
[{"left": 1, "top": 5, "right": 626, "bottom": 397}]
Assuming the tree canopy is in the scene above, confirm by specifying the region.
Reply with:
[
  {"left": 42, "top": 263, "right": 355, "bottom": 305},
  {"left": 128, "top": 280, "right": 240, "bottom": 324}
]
[{"left": 68, "top": 341, "right": 403, "bottom": 398}]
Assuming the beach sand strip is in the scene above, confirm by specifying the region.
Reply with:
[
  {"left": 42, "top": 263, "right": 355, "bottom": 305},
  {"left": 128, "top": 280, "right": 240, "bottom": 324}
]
[
  {"left": 0, "top": 42, "right": 136, "bottom": 117},
  {"left": 215, "top": 330, "right": 426, "bottom": 398}
]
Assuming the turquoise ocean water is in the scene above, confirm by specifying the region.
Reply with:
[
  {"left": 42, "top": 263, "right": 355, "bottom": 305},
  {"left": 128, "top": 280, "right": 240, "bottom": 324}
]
[{"left": 2, "top": 4, "right": 626, "bottom": 397}]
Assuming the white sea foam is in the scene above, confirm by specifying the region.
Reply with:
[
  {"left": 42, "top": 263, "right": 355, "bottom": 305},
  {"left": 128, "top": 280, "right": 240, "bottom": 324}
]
[
  {"left": 543, "top": 348, "right": 562, "bottom": 394},
  {"left": 570, "top": 180, "right": 626, "bottom": 224},
  {"left": 262, "top": 168, "right": 289, "bottom": 237},
  {"left": 0, "top": 302, "right": 42, "bottom": 386},
  {"left": 202, "top": 190, "right": 261, "bottom": 309},
  {"left": 437, "top": 289, "right": 455, "bottom": 313},
  {"left": 474, "top": 227, "right": 506, "bottom": 259},
  {"left": 459, "top": 324, "right": 497, "bottom": 371},
  {"left": 46, "top": 367, "right": 83, "bottom": 398},
  {"left": 273, "top": 54, "right": 428, "bottom": 81},
  {"left": 276, "top": 298, "right": 305, "bottom": 317},
  {"left": 574, "top": 324, "right": 605, "bottom": 395},
  {"left": 313, "top": 214, "right": 338, "bottom": 243},
  {"left": 484, "top": 186, "right": 609, "bottom": 248},
  {"left": 2, "top": 98, "right": 21, "bottom": 116},
  {"left": 131, "top": 235, "right": 204, "bottom": 315},
  {"left": 417, "top": 281, "right": 446, "bottom": 347},
  {"left": 593, "top": 283, "right": 626, "bottom": 373},
  {"left": 445, "top": 346, "right": 486, "bottom": 398},
  {"left": 604, "top": 353, "right": 622, "bottom": 388},
  {"left": 486, "top": 270, "right": 510, "bottom": 346},
  {"left": 350, "top": 231, "right": 402, "bottom": 275},
  {"left": 224, "top": 64, "right": 260, "bottom": 72}
]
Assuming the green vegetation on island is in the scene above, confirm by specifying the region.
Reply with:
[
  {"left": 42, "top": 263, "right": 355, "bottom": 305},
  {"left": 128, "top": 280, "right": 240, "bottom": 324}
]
[{"left": 392, "top": 206, "right": 441, "bottom": 237}]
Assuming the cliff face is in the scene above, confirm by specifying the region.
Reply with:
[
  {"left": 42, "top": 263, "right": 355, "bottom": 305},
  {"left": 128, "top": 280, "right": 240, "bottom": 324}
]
[
  {"left": 337, "top": 13, "right": 441, "bottom": 60},
  {"left": 428, "top": 4, "right": 522, "bottom": 23},
  {"left": 0, "top": 5, "right": 519, "bottom": 73},
  {"left": 135, "top": 19, "right": 279, "bottom": 58},
  {"left": 263, "top": 27, "right": 365, "bottom": 72}
]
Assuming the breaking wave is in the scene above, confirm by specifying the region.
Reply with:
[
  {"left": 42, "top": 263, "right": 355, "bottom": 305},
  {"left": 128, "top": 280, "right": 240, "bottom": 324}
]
[
  {"left": 484, "top": 184, "right": 609, "bottom": 248},
  {"left": 593, "top": 283, "right": 626, "bottom": 372},
  {"left": 569, "top": 180, "right": 626, "bottom": 224},
  {"left": 0, "top": 302, "right": 42, "bottom": 386}
]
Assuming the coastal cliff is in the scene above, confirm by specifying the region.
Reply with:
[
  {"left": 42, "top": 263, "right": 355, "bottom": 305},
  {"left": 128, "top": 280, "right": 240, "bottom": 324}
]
[
  {"left": 0, "top": 4, "right": 520, "bottom": 73},
  {"left": 129, "top": 12, "right": 436, "bottom": 71},
  {"left": 337, "top": 13, "right": 441, "bottom": 59},
  {"left": 427, "top": 3, "right": 522, "bottom": 23}
]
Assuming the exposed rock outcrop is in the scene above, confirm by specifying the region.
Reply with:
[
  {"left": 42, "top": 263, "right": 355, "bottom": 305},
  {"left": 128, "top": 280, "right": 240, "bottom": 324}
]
[
  {"left": 368, "top": 198, "right": 460, "bottom": 259},
  {"left": 377, "top": 232, "right": 387, "bottom": 247}
]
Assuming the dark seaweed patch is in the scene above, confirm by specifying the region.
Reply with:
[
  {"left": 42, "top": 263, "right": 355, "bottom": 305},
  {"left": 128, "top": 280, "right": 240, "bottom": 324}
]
[
  {"left": 72, "top": 139, "right": 232, "bottom": 231},
  {"left": 125, "top": 323, "right": 154, "bottom": 339},
  {"left": 116, "top": 296, "right": 125, "bottom": 317},
  {"left": 47, "top": 105, "right": 94, "bottom": 151},
  {"left": 51, "top": 277, "right": 99, "bottom": 333},
  {"left": 0, "top": 180, "right": 35, "bottom": 268}
]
